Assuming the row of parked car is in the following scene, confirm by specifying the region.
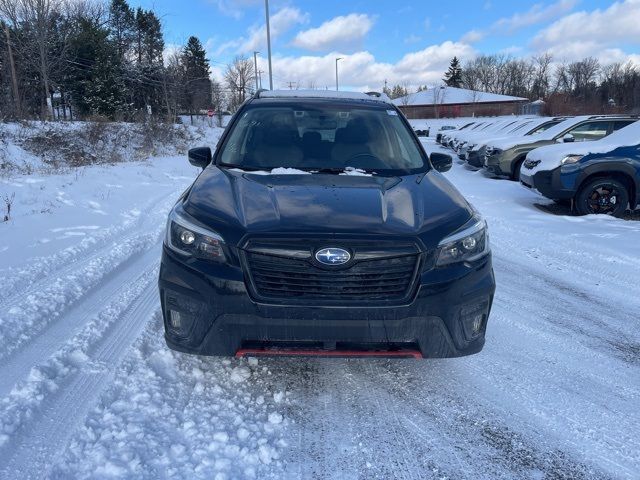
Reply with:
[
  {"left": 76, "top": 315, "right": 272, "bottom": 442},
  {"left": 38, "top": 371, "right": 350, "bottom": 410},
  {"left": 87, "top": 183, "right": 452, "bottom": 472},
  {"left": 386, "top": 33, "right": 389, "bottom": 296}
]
[{"left": 433, "top": 114, "right": 640, "bottom": 217}]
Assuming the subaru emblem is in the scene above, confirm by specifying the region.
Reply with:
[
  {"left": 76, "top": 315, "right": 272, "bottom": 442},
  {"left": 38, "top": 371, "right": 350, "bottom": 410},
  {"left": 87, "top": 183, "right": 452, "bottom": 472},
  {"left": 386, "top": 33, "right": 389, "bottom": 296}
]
[{"left": 315, "top": 248, "right": 351, "bottom": 266}]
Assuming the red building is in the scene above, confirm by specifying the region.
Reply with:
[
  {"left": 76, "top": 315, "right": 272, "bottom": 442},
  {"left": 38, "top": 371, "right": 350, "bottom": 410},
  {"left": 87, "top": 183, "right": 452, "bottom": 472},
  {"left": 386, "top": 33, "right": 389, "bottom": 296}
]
[{"left": 393, "top": 86, "right": 529, "bottom": 119}]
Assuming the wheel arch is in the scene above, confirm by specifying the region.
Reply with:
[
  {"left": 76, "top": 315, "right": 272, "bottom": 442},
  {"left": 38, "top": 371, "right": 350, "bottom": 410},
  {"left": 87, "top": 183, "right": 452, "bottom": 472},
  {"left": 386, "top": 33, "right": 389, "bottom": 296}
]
[
  {"left": 577, "top": 168, "right": 637, "bottom": 208},
  {"left": 510, "top": 153, "right": 529, "bottom": 178}
]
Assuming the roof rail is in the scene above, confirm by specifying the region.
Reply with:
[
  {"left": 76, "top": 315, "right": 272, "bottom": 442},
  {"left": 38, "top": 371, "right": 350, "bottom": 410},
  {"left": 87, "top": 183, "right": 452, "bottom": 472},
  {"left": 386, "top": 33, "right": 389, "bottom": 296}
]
[
  {"left": 250, "top": 89, "right": 393, "bottom": 104},
  {"left": 587, "top": 114, "right": 640, "bottom": 119},
  {"left": 365, "top": 91, "right": 393, "bottom": 103},
  {"left": 253, "top": 89, "right": 269, "bottom": 99}
]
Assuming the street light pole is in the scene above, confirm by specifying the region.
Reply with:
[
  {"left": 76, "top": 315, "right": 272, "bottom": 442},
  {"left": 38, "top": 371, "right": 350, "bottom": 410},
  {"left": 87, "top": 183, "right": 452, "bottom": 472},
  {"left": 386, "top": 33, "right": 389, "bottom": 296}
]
[
  {"left": 335, "top": 57, "right": 343, "bottom": 91},
  {"left": 253, "top": 51, "right": 260, "bottom": 92},
  {"left": 265, "top": 0, "right": 273, "bottom": 90}
]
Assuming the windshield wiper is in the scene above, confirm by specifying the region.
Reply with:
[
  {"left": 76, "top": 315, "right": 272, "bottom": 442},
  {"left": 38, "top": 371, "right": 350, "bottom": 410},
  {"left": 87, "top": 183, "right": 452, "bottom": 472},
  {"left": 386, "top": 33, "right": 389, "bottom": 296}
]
[
  {"left": 222, "top": 165, "right": 265, "bottom": 172},
  {"left": 310, "top": 167, "right": 347, "bottom": 174}
]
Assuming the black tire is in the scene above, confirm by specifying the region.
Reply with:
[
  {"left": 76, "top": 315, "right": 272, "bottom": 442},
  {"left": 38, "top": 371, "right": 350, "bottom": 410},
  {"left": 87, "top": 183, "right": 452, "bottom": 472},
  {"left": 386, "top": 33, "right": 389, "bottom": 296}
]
[
  {"left": 575, "top": 178, "right": 629, "bottom": 217},
  {"left": 511, "top": 158, "right": 524, "bottom": 181}
]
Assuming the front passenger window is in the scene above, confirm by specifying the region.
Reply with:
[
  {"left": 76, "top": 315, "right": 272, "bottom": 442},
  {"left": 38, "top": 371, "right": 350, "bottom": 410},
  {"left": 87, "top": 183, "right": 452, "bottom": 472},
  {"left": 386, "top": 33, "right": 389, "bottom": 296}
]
[{"left": 566, "top": 121, "right": 609, "bottom": 142}]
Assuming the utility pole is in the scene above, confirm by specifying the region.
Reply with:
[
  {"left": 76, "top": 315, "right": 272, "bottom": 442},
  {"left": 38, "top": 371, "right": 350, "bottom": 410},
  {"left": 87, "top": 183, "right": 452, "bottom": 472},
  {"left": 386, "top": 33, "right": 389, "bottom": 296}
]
[
  {"left": 286, "top": 81, "right": 295, "bottom": 90},
  {"left": 257, "top": 70, "right": 264, "bottom": 89},
  {"left": 3, "top": 23, "right": 21, "bottom": 117},
  {"left": 264, "top": 0, "right": 273, "bottom": 90},
  {"left": 335, "top": 57, "right": 343, "bottom": 91},
  {"left": 253, "top": 51, "right": 260, "bottom": 91}
]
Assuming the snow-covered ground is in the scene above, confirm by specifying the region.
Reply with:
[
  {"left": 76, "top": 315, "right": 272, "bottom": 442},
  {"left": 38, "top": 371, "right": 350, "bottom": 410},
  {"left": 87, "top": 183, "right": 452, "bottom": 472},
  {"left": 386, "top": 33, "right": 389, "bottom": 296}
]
[{"left": 0, "top": 133, "right": 639, "bottom": 479}]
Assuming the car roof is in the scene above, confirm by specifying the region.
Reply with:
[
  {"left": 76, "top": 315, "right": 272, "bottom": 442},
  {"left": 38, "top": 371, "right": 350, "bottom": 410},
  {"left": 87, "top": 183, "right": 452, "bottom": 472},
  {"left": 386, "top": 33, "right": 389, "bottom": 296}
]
[{"left": 252, "top": 89, "right": 393, "bottom": 106}]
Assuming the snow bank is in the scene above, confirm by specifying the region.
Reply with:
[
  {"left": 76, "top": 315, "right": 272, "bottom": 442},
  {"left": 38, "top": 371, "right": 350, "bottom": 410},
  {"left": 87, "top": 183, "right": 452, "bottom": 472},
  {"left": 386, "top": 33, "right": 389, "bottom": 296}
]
[{"left": 0, "top": 121, "right": 224, "bottom": 176}]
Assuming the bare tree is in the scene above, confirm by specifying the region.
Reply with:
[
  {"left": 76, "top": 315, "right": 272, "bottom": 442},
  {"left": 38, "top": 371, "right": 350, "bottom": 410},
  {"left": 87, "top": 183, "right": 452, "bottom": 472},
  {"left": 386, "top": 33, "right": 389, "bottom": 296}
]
[
  {"left": 0, "top": 0, "right": 66, "bottom": 119},
  {"left": 432, "top": 85, "right": 447, "bottom": 118},
  {"left": 532, "top": 53, "right": 552, "bottom": 99},
  {"left": 467, "top": 88, "right": 481, "bottom": 117},
  {"left": 225, "top": 56, "right": 255, "bottom": 111},
  {"left": 399, "top": 82, "right": 412, "bottom": 106},
  {"left": 211, "top": 78, "right": 226, "bottom": 127},
  {"left": 162, "top": 49, "right": 183, "bottom": 123}
]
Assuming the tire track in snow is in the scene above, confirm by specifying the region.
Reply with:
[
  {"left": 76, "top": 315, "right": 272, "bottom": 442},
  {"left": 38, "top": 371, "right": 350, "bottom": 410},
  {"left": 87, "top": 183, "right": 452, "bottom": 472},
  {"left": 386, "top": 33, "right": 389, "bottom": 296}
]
[
  {"left": 0, "top": 194, "right": 173, "bottom": 361},
  {"left": 0, "top": 280, "right": 160, "bottom": 480},
  {"left": 0, "top": 243, "right": 161, "bottom": 397},
  {"left": 0, "top": 190, "right": 169, "bottom": 304}
]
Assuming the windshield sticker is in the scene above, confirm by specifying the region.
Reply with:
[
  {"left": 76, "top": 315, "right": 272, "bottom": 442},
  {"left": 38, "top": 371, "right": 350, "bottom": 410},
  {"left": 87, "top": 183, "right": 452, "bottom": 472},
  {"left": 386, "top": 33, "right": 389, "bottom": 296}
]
[{"left": 387, "top": 110, "right": 398, "bottom": 116}]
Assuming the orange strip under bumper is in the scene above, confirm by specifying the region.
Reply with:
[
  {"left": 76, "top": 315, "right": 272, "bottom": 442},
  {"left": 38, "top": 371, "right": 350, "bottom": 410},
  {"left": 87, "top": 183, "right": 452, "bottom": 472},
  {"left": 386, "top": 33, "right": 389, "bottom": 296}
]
[{"left": 235, "top": 348, "right": 423, "bottom": 359}]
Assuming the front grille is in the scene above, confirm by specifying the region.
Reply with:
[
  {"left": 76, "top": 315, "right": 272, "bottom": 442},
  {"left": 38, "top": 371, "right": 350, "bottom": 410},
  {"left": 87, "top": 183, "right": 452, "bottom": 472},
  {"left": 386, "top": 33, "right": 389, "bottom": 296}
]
[
  {"left": 243, "top": 244, "right": 421, "bottom": 304},
  {"left": 524, "top": 159, "right": 541, "bottom": 169}
]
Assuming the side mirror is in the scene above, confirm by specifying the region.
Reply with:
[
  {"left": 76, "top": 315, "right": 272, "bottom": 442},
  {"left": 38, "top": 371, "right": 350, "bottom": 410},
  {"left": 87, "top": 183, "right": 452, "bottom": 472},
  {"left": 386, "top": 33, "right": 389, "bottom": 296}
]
[
  {"left": 430, "top": 152, "right": 452, "bottom": 173},
  {"left": 188, "top": 147, "right": 212, "bottom": 168},
  {"left": 562, "top": 134, "right": 575, "bottom": 143}
]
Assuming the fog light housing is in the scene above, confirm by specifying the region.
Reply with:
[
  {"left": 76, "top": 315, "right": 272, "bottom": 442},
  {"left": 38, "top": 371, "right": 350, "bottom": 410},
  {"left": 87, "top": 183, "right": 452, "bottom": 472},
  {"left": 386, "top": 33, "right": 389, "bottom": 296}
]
[
  {"left": 460, "top": 300, "right": 489, "bottom": 341},
  {"left": 164, "top": 292, "right": 204, "bottom": 338}
]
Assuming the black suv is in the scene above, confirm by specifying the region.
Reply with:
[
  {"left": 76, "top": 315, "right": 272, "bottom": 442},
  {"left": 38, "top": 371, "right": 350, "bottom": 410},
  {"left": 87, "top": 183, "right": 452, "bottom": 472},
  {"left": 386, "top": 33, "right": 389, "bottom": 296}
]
[{"left": 159, "top": 91, "right": 495, "bottom": 358}]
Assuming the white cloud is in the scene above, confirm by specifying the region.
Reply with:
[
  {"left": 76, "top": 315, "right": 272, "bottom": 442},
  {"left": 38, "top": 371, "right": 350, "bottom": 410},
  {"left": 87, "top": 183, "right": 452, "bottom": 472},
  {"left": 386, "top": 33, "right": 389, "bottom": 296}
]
[
  {"left": 209, "top": 0, "right": 263, "bottom": 19},
  {"left": 461, "top": 29, "right": 485, "bottom": 43},
  {"left": 213, "top": 7, "right": 309, "bottom": 56},
  {"left": 404, "top": 34, "right": 422, "bottom": 44},
  {"left": 292, "top": 14, "right": 374, "bottom": 52},
  {"left": 532, "top": 0, "right": 640, "bottom": 52},
  {"left": 494, "top": 0, "right": 578, "bottom": 33},
  {"left": 241, "top": 7, "right": 309, "bottom": 53},
  {"left": 268, "top": 41, "right": 475, "bottom": 91},
  {"left": 528, "top": 0, "right": 640, "bottom": 65},
  {"left": 461, "top": 0, "right": 578, "bottom": 43}
]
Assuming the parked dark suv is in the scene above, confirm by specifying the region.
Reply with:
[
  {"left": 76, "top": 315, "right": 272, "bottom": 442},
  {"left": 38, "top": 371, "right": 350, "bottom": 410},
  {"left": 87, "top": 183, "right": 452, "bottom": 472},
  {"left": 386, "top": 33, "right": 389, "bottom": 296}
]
[
  {"left": 159, "top": 90, "right": 495, "bottom": 358},
  {"left": 520, "top": 120, "right": 640, "bottom": 217},
  {"left": 484, "top": 115, "right": 637, "bottom": 179}
]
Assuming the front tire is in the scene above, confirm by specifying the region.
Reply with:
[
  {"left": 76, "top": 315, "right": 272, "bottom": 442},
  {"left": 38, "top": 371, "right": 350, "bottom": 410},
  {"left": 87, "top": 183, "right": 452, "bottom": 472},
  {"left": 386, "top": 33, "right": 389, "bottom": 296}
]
[
  {"left": 575, "top": 178, "right": 629, "bottom": 217},
  {"left": 510, "top": 158, "right": 524, "bottom": 181}
]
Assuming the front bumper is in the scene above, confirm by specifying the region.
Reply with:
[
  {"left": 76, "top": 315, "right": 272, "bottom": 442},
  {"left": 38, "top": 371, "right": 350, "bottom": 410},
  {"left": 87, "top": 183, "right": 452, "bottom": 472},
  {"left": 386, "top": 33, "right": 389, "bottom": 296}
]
[
  {"left": 467, "top": 149, "right": 485, "bottom": 168},
  {"left": 520, "top": 166, "right": 575, "bottom": 200},
  {"left": 159, "top": 247, "right": 496, "bottom": 358},
  {"left": 483, "top": 153, "right": 509, "bottom": 176}
]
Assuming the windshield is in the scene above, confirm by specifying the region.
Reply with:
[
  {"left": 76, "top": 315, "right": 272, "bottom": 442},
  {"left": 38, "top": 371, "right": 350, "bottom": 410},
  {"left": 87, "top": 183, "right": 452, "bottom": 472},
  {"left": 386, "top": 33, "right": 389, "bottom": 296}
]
[
  {"left": 218, "top": 102, "right": 427, "bottom": 174},
  {"left": 506, "top": 121, "right": 533, "bottom": 134},
  {"left": 528, "top": 120, "right": 562, "bottom": 135}
]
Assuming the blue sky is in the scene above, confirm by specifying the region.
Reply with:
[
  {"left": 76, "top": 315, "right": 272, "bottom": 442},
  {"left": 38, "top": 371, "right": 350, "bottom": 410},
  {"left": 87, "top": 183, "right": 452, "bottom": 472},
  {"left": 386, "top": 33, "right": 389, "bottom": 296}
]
[{"left": 130, "top": 0, "right": 640, "bottom": 90}]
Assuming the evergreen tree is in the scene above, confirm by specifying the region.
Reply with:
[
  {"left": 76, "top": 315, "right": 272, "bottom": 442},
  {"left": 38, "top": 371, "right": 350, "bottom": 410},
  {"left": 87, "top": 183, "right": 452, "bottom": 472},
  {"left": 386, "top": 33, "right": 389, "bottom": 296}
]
[
  {"left": 182, "top": 36, "right": 211, "bottom": 117},
  {"left": 389, "top": 84, "right": 408, "bottom": 99},
  {"left": 66, "top": 17, "right": 128, "bottom": 118},
  {"left": 121, "top": 7, "right": 165, "bottom": 117},
  {"left": 443, "top": 57, "right": 463, "bottom": 88},
  {"left": 108, "top": 0, "right": 135, "bottom": 62}
]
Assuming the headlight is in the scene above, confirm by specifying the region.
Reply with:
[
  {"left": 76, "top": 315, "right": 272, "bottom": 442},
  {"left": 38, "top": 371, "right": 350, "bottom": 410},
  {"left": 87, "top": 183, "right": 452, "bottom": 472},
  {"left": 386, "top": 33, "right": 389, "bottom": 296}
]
[
  {"left": 165, "top": 203, "right": 226, "bottom": 262},
  {"left": 436, "top": 216, "right": 490, "bottom": 267},
  {"left": 560, "top": 154, "right": 583, "bottom": 165}
]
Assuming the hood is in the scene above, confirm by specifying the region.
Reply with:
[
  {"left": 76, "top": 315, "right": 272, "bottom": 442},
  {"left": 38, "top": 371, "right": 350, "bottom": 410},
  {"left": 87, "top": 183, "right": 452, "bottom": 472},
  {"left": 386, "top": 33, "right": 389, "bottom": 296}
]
[
  {"left": 526, "top": 138, "right": 640, "bottom": 174},
  {"left": 487, "top": 135, "right": 532, "bottom": 151},
  {"left": 183, "top": 168, "right": 473, "bottom": 248}
]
